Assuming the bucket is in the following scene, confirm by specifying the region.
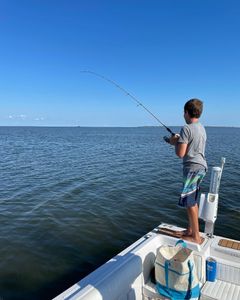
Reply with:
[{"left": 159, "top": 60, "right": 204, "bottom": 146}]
[{"left": 206, "top": 257, "right": 217, "bottom": 282}]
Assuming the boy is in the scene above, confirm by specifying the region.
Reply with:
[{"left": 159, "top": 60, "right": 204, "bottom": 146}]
[{"left": 169, "top": 99, "right": 207, "bottom": 244}]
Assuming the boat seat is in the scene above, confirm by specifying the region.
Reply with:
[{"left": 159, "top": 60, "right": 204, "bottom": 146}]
[
  {"left": 142, "top": 279, "right": 171, "bottom": 300},
  {"left": 200, "top": 279, "right": 240, "bottom": 300}
]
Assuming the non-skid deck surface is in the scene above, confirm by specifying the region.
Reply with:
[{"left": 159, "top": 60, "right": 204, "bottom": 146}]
[
  {"left": 157, "top": 228, "right": 182, "bottom": 238},
  {"left": 218, "top": 238, "right": 240, "bottom": 250}
]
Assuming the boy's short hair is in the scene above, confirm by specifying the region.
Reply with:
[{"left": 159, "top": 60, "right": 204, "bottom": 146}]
[{"left": 184, "top": 99, "right": 203, "bottom": 118}]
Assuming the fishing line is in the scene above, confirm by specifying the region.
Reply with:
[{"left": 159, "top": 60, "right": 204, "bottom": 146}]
[{"left": 81, "top": 70, "right": 175, "bottom": 136}]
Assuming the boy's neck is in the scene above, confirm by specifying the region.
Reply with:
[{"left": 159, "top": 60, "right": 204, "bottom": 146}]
[{"left": 187, "top": 117, "right": 199, "bottom": 124}]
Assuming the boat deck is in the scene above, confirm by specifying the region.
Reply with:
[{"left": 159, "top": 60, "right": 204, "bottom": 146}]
[{"left": 53, "top": 223, "right": 240, "bottom": 300}]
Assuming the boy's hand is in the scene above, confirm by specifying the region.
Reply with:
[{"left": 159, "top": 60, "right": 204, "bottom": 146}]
[{"left": 169, "top": 134, "right": 180, "bottom": 145}]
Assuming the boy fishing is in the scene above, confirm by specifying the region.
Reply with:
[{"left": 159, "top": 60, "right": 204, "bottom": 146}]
[{"left": 169, "top": 99, "right": 207, "bottom": 244}]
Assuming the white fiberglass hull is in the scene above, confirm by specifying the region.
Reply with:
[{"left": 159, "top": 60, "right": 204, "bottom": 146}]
[{"left": 53, "top": 223, "right": 240, "bottom": 300}]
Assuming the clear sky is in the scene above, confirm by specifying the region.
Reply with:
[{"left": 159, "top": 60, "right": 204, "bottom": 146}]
[{"left": 1, "top": 0, "right": 240, "bottom": 127}]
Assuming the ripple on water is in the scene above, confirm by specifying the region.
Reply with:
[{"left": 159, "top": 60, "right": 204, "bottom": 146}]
[{"left": 0, "top": 126, "right": 239, "bottom": 300}]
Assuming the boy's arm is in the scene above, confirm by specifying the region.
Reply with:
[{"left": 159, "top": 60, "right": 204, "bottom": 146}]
[
  {"left": 175, "top": 143, "right": 187, "bottom": 158},
  {"left": 169, "top": 135, "right": 188, "bottom": 158}
]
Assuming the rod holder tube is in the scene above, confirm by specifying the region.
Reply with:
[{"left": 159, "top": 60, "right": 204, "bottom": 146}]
[{"left": 209, "top": 167, "right": 222, "bottom": 194}]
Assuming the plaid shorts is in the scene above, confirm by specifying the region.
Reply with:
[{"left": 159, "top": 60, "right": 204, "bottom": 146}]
[{"left": 178, "top": 167, "right": 206, "bottom": 207}]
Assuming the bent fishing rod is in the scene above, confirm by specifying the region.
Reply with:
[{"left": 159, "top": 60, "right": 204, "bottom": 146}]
[{"left": 80, "top": 70, "right": 175, "bottom": 137}]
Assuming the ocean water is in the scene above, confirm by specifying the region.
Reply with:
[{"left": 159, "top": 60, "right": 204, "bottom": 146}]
[{"left": 0, "top": 126, "right": 239, "bottom": 300}]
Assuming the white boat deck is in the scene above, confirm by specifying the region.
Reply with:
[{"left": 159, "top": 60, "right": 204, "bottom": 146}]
[{"left": 53, "top": 223, "right": 240, "bottom": 300}]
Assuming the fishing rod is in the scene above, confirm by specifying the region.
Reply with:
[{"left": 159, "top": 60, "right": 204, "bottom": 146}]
[{"left": 81, "top": 70, "right": 175, "bottom": 137}]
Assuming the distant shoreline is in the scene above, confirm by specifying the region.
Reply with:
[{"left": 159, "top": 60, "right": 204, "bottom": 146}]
[{"left": 0, "top": 125, "right": 239, "bottom": 129}]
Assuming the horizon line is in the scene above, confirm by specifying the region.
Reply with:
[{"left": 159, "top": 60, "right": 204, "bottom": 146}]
[{"left": 0, "top": 125, "right": 239, "bottom": 128}]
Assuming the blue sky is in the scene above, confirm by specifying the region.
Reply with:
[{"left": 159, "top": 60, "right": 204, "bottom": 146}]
[{"left": 0, "top": 0, "right": 240, "bottom": 127}]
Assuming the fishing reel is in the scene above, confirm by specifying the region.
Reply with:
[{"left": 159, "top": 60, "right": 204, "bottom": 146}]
[
  {"left": 163, "top": 133, "right": 179, "bottom": 144},
  {"left": 163, "top": 136, "right": 171, "bottom": 143}
]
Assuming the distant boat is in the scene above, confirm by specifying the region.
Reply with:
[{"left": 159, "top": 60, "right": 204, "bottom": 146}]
[{"left": 53, "top": 158, "right": 240, "bottom": 300}]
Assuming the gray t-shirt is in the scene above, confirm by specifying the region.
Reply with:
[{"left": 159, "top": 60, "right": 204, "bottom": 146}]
[{"left": 178, "top": 122, "right": 207, "bottom": 170}]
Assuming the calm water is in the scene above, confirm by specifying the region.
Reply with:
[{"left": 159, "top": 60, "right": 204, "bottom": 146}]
[{"left": 0, "top": 126, "right": 239, "bottom": 300}]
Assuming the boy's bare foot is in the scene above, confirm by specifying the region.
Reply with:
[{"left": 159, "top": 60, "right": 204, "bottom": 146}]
[{"left": 182, "top": 235, "right": 205, "bottom": 245}]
